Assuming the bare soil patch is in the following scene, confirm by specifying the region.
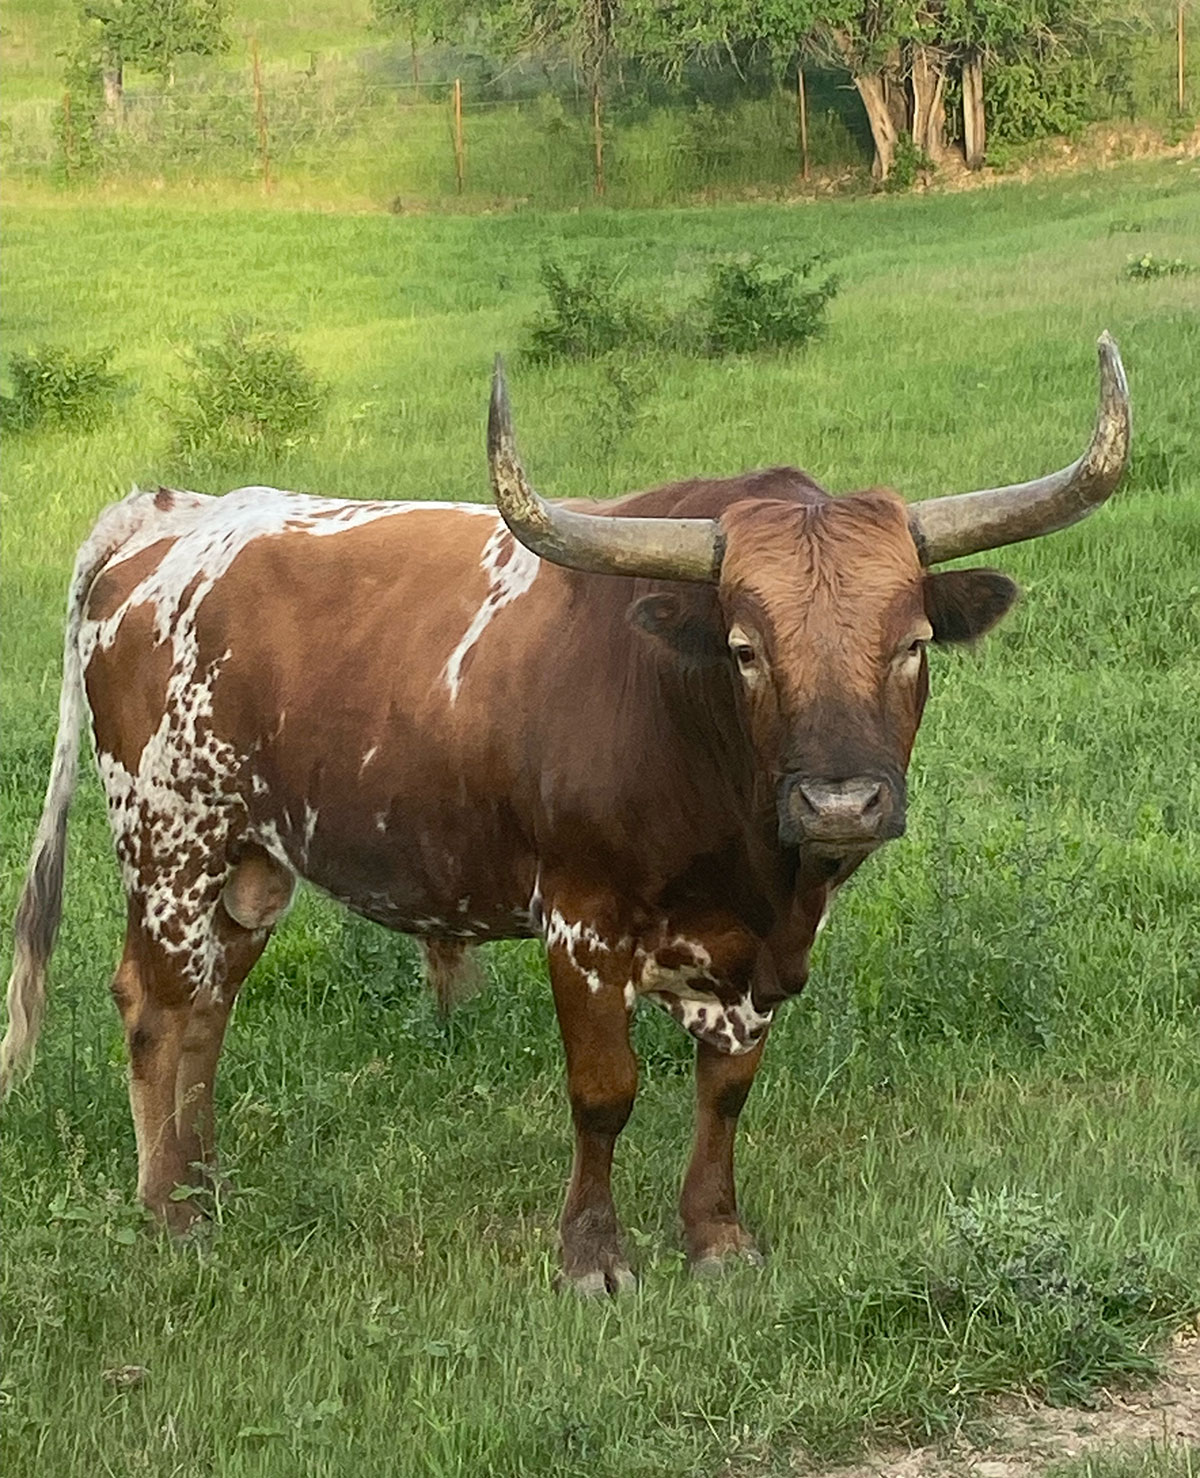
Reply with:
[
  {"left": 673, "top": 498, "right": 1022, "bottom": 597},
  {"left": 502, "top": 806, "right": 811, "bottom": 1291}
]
[{"left": 811, "top": 1329, "right": 1199, "bottom": 1478}]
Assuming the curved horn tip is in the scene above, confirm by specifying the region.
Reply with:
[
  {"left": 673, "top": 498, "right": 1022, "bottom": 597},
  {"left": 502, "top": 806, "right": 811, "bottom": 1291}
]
[
  {"left": 1095, "top": 330, "right": 1129, "bottom": 401},
  {"left": 488, "top": 355, "right": 513, "bottom": 456}
]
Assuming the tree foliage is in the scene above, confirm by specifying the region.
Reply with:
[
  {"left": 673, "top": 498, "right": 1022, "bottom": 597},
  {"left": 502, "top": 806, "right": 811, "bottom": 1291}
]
[{"left": 79, "top": 0, "right": 230, "bottom": 82}]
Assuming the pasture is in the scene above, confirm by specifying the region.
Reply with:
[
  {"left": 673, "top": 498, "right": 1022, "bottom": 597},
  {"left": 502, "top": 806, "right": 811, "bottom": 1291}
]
[{"left": 2, "top": 161, "right": 1199, "bottom": 1476}]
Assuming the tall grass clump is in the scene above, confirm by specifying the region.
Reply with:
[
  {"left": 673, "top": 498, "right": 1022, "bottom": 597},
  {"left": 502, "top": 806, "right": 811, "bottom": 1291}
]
[
  {"left": 168, "top": 320, "right": 328, "bottom": 454},
  {"left": 0, "top": 344, "right": 123, "bottom": 431}
]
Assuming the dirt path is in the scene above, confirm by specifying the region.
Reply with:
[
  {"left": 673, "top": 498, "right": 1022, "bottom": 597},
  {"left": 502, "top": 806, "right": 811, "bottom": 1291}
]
[{"left": 813, "top": 1329, "right": 1199, "bottom": 1477}]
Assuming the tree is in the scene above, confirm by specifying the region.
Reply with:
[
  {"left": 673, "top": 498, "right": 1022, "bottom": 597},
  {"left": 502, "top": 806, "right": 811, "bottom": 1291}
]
[
  {"left": 625, "top": 0, "right": 920, "bottom": 181},
  {"left": 940, "top": 0, "right": 1095, "bottom": 168},
  {"left": 76, "top": 0, "right": 230, "bottom": 112}
]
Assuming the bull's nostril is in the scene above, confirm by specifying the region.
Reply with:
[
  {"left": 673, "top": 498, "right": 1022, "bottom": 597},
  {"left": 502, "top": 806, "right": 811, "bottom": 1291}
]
[{"left": 862, "top": 784, "right": 884, "bottom": 816}]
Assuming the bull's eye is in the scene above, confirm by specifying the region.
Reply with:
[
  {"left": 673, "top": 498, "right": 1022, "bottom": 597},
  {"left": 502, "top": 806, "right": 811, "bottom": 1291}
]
[
  {"left": 895, "top": 632, "right": 930, "bottom": 671},
  {"left": 728, "top": 626, "right": 761, "bottom": 679}
]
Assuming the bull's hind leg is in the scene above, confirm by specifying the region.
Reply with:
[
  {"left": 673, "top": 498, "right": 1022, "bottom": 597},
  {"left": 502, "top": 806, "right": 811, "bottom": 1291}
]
[
  {"left": 172, "top": 911, "right": 274, "bottom": 1197},
  {"left": 111, "top": 913, "right": 196, "bottom": 1228},
  {"left": 114, "top": 848, "right": 289, "bottom": 1231}
]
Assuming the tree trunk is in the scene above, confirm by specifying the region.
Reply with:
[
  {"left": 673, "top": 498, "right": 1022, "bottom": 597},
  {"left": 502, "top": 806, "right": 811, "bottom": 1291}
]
[
  {"left": 962, "top": 53, "right": 985, "bottom": 170},
  {"left": 855, "top": 71, "right": 899, "bottom": 180},
  {"left": 410, "top": 21, "right": 420, "bottom": 85},
  {"left": 910, "top": 44, "right": 947, "bottom": 160}
]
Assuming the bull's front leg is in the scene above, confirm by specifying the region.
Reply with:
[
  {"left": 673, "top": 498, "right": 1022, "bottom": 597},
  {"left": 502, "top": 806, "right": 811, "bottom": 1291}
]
[
  {"left": 545, "top": 916, "right": 638, "bottom": 1296},
  {"left": 681, "top": 1036, "right": 767, "bottom": 1273}
]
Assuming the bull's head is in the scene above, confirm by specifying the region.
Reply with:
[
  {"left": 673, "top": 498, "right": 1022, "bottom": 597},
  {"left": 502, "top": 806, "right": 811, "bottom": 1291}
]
[{"left": 487, "top": 338, "right": 1130, "bottom": 857}]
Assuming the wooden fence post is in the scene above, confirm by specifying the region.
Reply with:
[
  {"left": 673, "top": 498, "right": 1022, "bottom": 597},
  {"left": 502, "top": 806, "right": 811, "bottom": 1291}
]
[
  {"left": 592, "top": 80, "right": 605, "bottom": 197},
  {"left": 62, "top": 90, "right": 74, "bottom": 182},
  {"left": 797, "top": 65, "right": 810, "bottom": 181},
  {"left": 453, "top": 77, "right": 464, "bottom": 194},
  {"left": 251, "top": 39, "right": 271, "bottom": 191},
  {"left": 1180, "top": 2, "right": 1187, "bottom": 113}
]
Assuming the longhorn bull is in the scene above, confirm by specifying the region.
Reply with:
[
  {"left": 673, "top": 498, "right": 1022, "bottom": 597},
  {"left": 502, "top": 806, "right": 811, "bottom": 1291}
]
[{"left": 3, "top": 337, "right": 1129, "bottom": 1291}]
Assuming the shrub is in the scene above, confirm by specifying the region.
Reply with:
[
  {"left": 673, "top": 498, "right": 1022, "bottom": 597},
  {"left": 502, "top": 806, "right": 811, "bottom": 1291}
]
[
  {"left": 0, "top": 344, "right": 123, "bottom": 432},
  {"left": 1125, "top": 253, "right": 1193, "bottom": 281},
  {"left": 587, "top": 354, "right": 657, "bottom": 466},
  {"left": 523, "top": 252, "right": 839, "bottom": 365},
  {"left": 885, "top": 132, "right": 934, "bottom": 192},
  {"left": 169, "top": 320, "right": 328, "bottom": 453},
  {"left": 525, "top": 259, "right": 657, "bottom": 364},
  {"left": 701, "top": 253, "right": 838, "bottom": 356}
]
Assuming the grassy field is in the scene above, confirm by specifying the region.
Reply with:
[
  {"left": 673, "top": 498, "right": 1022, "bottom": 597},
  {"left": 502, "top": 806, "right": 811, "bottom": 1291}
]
[{"left": 2, "top": 160, "right": 1199, "bottom": 1476}]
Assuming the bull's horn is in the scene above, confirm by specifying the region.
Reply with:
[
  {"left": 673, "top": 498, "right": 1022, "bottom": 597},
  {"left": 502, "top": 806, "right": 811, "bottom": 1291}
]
[
  {"left": 908, "top": 333, "right": 1131, "bottom": 565},
  {"left": 487, "top": 357, "right": 723, "bottom": 583}
]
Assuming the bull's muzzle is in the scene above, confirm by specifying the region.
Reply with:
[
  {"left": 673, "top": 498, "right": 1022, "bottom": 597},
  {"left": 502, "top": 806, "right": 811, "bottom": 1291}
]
[{"left": 779, "top": 774, "right": 906, "bottom": 850}]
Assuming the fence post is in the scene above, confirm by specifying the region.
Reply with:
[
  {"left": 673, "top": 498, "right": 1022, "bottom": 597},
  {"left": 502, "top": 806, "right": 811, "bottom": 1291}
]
[
  {"left": 61, "top": 89, "right": 74, "bottom": 183},
  {"left": 1180, "top": 2, "right": 1187, "bottom": 113},
  {"left": 592, "top": 81, "right": 605, "bottom": 197},
  {"left": 251, "top": 38, "right": 271, "bottom": 191},
  {"left": 454, "top": 77, "right": 464, "bottom": 194},
  {"left": 797, "top": 65, "right": 810, "bottom": 181}
]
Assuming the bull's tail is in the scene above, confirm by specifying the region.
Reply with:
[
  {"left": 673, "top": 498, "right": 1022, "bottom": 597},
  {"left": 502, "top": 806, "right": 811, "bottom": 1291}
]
[{"left": 1, "top": 489, "right": 178, "bottom": 1097}]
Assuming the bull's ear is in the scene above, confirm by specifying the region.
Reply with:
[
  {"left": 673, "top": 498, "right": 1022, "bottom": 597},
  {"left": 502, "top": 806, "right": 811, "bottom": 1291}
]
[
  {"left": 628, "top": 593, "right": 728, "bottom": 669},
  {"left": 924, "top": 569, "right": 1019, "bottom": 645}
]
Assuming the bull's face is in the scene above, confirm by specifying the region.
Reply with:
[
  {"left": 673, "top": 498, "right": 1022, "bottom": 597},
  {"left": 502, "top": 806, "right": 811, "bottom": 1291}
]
[{"left": 630, "top": 491, "right": 1018, "bottom": 858}]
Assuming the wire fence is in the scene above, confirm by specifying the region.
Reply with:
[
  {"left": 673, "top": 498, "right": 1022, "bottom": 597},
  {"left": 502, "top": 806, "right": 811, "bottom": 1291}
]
[{"left": 2, "top": 28, "right": 1194, "bottom": 209}]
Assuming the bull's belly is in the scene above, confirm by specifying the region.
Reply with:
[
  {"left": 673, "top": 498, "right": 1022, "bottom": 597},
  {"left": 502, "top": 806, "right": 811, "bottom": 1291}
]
[
  {"left": 246, "top": 806, "right": 783, "bottom": 1059},
  {"left": 248, "top": 810, "right": 540, "bottom": 944},
  {"left": 330, "top": 886, "right": 540, "bottom": 943}
]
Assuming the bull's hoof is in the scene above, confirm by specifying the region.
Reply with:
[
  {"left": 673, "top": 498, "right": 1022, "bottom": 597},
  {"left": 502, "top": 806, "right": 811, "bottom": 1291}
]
[
  {"left": 686, "top": 1221, "right": 765, "bottom": 1276},
  {"left": 561, "top": 1257, "right": 637, "bottom": 1298},
  {"left": 691, "top": 1244, "right": 766, "bottom": 1278}
]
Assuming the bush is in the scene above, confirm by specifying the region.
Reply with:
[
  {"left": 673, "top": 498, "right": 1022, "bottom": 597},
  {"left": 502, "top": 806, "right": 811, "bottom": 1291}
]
[
  {"left": 885, "top": 132, "right": 934, "bottom": 192},
  {"left": 701, "top": 253, "right": 838, "bottom": 356},
  {"left": 0, "top": 344, "right": 123, "bottom": 432},
  {"left": 523, "top": 252, "right": 839, "bottom": 364},
  {"left": 524, "top": 259, "right": 657, "bottom": 364},
  {"left": 168, "top": 320, "right": 328, "bottom": 453}
]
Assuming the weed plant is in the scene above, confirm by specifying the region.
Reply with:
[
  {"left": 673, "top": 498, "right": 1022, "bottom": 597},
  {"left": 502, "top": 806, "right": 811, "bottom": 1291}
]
[
  {"left": 0, "top": 344, "right": 123, "bottom": 431},
  {"left": 885, "top": 132, "right": 935, "bottom": 192},
  {"left": 168, "top": 319, "right": 328, "bottom": 454},
  {"left": 701, "top": 253, "right": 839, "bottom": 355},
  {"left": 525, "top": 259, "right": 658, "bottom": 364},
  {"left": 1126, "top": 253, "right": 1193, "bottom": 280},
  {"left": 525, "top": 252, "right": 839, "bottom": 363}
]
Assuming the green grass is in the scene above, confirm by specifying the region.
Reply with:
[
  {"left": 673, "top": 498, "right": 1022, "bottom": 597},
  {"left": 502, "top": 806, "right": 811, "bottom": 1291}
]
[
  {"left": 1047, "top": 1444, "right": 1200, "bottom": 1478},
  {"left": 2, "top": 160, "right": 1200, "bottom": 1476}
]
